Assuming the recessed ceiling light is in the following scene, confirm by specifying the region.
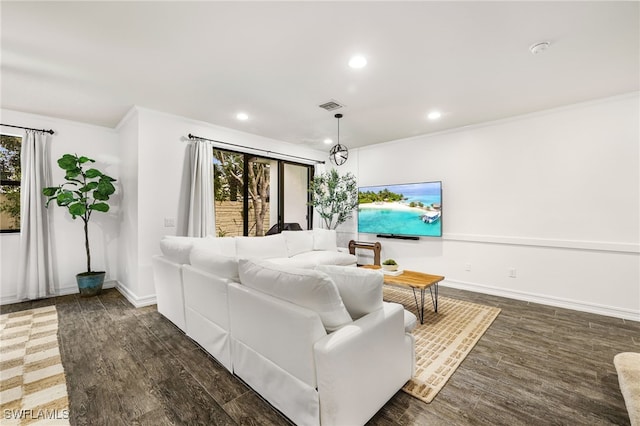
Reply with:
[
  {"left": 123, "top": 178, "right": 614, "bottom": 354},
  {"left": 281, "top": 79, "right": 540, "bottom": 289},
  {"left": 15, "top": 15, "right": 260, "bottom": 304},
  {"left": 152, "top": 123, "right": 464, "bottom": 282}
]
[
  {"left": 324, "top": 138, "right": 333, "bottom": 145},
  {"left": 236, "top": 112, "right": 249, "bottom": 121},
  {"left": 427, "top": 111, "right": 442, "bottom": 120},
  {"left": 348, "top": 55, "right": 367, "bottom": 69}
]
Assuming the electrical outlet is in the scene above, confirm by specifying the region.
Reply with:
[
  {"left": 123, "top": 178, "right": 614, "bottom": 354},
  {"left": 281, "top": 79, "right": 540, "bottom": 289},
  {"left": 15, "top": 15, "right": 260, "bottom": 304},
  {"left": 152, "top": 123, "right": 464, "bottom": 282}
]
[
  {"left": 164, "top": 217, "right": 176, "bottom": 228},
  {"left": 508, "top": 268, "right": 517, "bottom": 278},
  {"left": 464, "top": 263, "right": 471, "bottom": 271}
]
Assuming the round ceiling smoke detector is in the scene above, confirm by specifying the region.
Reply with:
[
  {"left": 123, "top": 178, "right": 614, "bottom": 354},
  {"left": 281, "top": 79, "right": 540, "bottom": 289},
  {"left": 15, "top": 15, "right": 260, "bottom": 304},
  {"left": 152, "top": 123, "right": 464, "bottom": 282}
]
[{"left": 529, "top": 41, "right": 551, "bottom": 55}]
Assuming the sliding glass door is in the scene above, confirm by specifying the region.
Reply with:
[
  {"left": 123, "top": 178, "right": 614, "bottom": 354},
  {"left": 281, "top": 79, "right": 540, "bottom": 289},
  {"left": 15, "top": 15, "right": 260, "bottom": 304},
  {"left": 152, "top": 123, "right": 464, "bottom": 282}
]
[
  {"left": 246, "top": 156, "right": 271, "bottom": 236},
  {"left": 213, "top": 148, "right": 313, "bottom": 237},
  {"left": 213, "top": 150, "right": 244, "bottom": 237},
  {"left": 280, "top": 163, "right": 313, "bottom": 230}
]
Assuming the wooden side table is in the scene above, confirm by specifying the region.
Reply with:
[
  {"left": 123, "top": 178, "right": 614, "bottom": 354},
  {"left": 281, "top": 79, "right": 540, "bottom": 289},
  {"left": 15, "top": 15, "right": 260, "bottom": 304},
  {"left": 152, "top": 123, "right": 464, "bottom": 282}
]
[{"left": 348, "top": 240, "right": 381, "bottom": 266}]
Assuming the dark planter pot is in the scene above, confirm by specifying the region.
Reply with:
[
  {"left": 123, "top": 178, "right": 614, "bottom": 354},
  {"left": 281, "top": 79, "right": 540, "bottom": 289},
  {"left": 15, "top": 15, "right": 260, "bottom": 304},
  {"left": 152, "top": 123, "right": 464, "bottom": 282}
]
[{"left": 76, "top": 271, "right": 106, "bottom": 297}]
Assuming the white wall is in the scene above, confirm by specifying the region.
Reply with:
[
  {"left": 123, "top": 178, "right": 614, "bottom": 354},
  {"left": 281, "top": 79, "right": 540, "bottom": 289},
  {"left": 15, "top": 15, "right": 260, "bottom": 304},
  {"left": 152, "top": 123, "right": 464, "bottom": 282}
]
[
  {"left": 0, "top": 106, "right": 326, "bottom": 306},
  {"left": 343, "top": 93, "right": 640, "bottom": 320},
  {"left": 115, "top": 109, "right": 140, "bottom": 302},
  {"left": 116, "top": 107, "right": 326, "bottom": 306},
  {"left": 5, "top": 94, "right": 636, "bottom": 320},
  {"left": 1, "top": 110, "right": 120, "bottom": 304},
  {"left": 283, "top": 163, "right": 310, "bottom": 227}
]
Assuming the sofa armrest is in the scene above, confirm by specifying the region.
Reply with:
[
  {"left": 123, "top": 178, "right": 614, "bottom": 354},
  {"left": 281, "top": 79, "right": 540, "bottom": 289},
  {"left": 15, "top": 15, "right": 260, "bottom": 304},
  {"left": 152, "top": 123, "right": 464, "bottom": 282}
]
[
  {"left": 314, "top": 302, "right": 414, "bottom": 426},
  {"left": 336, "top": 247, "right": 349, "bottom": 254},
  {"left": 152, "top": 255, "right": 186, "bottom": 331},
  {"left": 228, "top": 282, "right": 327, "bottom": 387}
]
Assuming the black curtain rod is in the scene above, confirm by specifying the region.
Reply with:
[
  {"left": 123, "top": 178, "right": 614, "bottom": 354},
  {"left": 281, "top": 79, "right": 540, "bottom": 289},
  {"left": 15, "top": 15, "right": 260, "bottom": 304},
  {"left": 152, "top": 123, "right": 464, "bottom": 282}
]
[
  {"left": 1, "top": 123, "right": 55, "bottom": 135},
  {"left": 188, "top": 133, "right": 325, "bottom": 164}
]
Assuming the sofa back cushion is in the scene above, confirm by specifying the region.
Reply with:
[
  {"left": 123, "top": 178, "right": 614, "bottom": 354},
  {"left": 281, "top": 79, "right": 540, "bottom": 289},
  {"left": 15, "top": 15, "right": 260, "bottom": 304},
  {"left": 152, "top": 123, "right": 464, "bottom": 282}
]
[
  {"left": 159, "top": 236, "right": 198, "bottom": 264},
  {"left": 198, "top": 236, "right": 237, "bottom": 257},
  {"left": 313, "top": 228, "right": 337, "bottom": 251},
  {"left": 236, "top": 234, "right": 288, "bottom": 260},
  {"left": 190, "top": 246, "right": 239, "bottom": 280},
  {"left": 282, "top": 230, "right": 314, "bottom": 257},
  {"left": 159, "top": 235, "right": 237, "bottom": 264},
  {"left": 238, "top": 259, "right": 352, "bottom": 332},
  {"left": 316, "top": 265, "right": 384, "bottom": 320}
]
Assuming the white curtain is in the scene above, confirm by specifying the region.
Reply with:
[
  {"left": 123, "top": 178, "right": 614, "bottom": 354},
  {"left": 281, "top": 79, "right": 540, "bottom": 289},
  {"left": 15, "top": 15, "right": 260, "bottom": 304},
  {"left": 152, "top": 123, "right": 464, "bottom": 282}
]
[
  {"left": 187, "top": 139, "right": 215, "bottom": 237},
  {"left": 17, "top": 131, "right": 54, "bottom": 300}
]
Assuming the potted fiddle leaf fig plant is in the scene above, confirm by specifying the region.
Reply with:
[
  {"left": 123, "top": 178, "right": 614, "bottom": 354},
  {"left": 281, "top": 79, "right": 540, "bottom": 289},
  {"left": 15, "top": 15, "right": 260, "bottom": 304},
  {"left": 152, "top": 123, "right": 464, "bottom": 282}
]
[{"left": 43, "top": 154, "right": 117, "bottom": 296}]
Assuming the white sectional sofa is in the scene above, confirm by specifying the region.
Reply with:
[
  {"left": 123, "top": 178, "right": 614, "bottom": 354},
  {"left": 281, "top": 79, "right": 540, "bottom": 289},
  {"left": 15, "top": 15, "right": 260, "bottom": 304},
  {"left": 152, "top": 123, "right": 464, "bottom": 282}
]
[
  {"left": 151, "top": 229, "right": 415, "bottom": 426},
  {"left": 152, "top": 229, "right": 356, "bottom": 331}
]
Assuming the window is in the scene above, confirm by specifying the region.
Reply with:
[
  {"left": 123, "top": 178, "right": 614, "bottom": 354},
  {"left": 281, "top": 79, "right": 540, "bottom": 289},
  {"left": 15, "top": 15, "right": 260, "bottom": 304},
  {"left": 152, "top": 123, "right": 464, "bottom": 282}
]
[
  {"left": 213, "top": 148, "right": 314, "bottom": 237},
  {"left": 213, "top": 149, "right": 273, "bottom": 237},
  {"left": 0, "top": 134, "right": 22, "bottom": 233}
]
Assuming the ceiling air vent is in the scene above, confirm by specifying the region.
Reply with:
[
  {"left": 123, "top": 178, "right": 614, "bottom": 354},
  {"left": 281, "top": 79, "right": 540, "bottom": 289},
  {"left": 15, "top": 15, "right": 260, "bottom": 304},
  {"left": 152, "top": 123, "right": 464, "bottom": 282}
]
[{"left": 318, "top": 100, "right": 344, "bottom": 111}]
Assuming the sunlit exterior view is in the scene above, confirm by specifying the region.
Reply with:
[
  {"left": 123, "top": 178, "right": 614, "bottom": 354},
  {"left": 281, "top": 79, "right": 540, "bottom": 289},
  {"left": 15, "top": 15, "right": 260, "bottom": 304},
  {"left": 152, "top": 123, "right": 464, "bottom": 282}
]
[
  {"left": 0, "top": 134, "right": 21, "bottom": 232},
  {"left": 213, "top": 149, "right": 271, "bottom": 237}
]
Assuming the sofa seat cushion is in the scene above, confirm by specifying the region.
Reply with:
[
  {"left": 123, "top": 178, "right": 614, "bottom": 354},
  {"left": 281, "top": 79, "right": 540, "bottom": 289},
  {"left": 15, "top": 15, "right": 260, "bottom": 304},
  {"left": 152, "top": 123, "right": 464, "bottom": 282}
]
[
  {"left": 236, "top": 234, "right": 288, "bottom": 260},
  {"left": 264, "top": 257, "right": 318, "bottom": 269},
  {"left": 291, "top": 250, "right": 356, "bottom": 267},
  {"left": 403, "top": 309, "right": 418, "bottom": 333},
  {"left": 238, "top": 259, "right": 352, "bottom": 332},
  {"left": 316, "top": 265, "right": 383, "bottom": 320}
]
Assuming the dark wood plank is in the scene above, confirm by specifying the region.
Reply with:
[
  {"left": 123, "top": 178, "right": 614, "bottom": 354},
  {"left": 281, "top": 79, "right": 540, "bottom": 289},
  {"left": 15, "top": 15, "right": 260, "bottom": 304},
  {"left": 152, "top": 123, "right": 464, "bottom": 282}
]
[
  {"left": 177, "top": 344, "right": 249, "bottom": 406},
  {"left": 1, "top": 284, "right": 634, "bottom": 426},
  {"left": 54, "top": 294, "right": 129, "bottom": 426},
  {"left": 222, "top": 390, "right": 292, "bottom": 426}
]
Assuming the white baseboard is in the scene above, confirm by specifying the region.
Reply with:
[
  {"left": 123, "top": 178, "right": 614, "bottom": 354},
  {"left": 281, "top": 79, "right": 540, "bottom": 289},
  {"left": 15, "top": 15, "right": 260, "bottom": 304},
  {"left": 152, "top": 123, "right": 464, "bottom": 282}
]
[
  {"left": 443, "top": 279, "right": 640, "bottom": 322},
  {"left": 115, "top": 283, "right": 157, "bottom": 308},
  {"left": 0, "top": 280, "right": 118, "bottom": 306},
  {"left": 0, "top": 278, "right": 155, "bottom": 309}
]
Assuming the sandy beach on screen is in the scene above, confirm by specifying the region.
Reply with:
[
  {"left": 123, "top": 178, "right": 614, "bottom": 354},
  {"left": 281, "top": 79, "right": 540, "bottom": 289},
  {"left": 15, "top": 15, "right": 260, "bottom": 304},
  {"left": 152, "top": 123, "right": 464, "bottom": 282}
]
[{"left": 359, "top": 201, "right": 434, "bottom": 214}]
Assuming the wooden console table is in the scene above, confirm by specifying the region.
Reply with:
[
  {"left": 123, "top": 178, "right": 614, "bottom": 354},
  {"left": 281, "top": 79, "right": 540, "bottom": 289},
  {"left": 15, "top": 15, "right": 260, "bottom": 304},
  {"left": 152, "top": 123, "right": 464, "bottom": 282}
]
[{"left": 348, "top": 240, "right": 381, "bottom": 266}]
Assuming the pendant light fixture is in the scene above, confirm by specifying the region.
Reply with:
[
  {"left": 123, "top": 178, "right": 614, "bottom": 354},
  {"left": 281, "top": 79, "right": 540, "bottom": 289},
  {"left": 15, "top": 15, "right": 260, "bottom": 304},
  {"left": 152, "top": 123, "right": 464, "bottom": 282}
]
[{"left": 329, "top": 113, "right": 349, "bottom": 166}]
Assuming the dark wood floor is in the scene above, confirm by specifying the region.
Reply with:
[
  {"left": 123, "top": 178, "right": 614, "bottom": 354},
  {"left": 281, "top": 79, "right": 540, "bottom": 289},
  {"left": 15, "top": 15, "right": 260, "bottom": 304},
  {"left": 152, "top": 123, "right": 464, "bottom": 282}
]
[{"left": 2, "top": 286, "right": 637, "bottom": 425}]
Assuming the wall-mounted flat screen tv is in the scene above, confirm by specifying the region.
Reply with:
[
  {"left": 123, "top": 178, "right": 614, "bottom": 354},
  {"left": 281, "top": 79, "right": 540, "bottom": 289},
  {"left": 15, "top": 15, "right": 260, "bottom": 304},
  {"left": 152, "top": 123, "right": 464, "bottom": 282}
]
[{"left": 358, "top": 181, "right": 442, "bottom": 237}]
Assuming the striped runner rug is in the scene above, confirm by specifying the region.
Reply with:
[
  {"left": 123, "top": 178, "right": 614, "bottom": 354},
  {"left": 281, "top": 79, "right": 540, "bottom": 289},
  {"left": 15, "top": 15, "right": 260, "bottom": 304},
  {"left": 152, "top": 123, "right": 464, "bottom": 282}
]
[
  {"left": 0, "top": 305, "right": 70, "bottom": 425},
  {"left": 384, "top": 286, "right": 501, "bottom": 403}
]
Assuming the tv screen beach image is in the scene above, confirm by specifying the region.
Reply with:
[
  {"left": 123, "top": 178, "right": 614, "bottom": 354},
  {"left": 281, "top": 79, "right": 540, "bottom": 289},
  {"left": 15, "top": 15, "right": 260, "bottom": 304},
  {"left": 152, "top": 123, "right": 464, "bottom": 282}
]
[{"left": 358, "top": 181, "right": 442, "bottom": 237}]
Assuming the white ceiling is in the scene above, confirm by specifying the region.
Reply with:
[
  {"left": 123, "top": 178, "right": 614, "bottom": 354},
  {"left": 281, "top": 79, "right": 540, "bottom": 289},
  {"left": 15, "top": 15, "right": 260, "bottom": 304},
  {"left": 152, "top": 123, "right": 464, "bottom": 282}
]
[{"left": 1, "top": 1, "right": 638, "bottom": 149}]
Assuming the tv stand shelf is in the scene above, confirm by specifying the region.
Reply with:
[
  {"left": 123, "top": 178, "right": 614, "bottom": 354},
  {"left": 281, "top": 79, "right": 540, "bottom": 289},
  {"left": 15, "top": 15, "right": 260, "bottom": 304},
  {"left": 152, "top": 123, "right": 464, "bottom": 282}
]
[{"left": 348, "top": 240, "right": 381, "bottom": 266}]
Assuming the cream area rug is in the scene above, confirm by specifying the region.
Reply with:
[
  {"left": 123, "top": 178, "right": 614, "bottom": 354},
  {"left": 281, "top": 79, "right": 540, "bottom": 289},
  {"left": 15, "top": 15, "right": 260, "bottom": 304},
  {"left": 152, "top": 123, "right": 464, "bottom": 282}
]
[
  {"left": 384, "top": 286, "right": 501, "bottom": 403},
  {"left": 0, "top": 305, "right": 70, "bottom": 425}
]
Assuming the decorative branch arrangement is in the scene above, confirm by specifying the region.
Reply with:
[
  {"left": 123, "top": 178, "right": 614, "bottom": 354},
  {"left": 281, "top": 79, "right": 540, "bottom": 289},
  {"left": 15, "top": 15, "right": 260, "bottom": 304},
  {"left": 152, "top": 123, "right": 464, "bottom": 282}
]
[{"left": 309, "top": 169, "right": 358, "bottom": 230}]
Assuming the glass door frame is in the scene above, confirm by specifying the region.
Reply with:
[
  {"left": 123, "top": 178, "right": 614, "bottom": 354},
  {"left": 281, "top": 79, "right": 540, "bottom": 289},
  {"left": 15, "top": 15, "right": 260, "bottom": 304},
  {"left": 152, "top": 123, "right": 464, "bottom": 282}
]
[
  {"left": 213, "top": 146, "right": 314, "bottom": 236},
  {"left": 276, "top": 160, "right": 315, "bottom": 233}
]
